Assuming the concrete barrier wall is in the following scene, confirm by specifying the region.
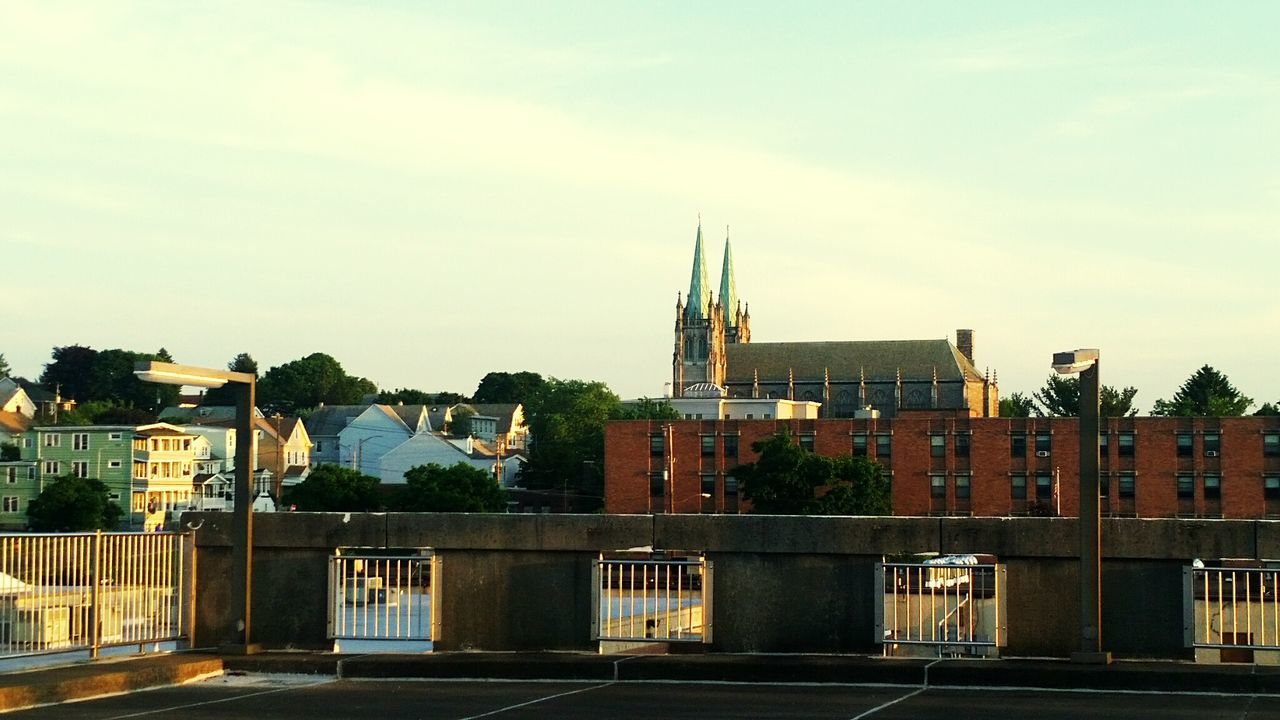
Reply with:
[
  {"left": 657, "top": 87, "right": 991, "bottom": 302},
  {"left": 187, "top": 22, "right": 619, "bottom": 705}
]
[{"left": 185, "top": 512, "right": 1278, "bottom": 658}]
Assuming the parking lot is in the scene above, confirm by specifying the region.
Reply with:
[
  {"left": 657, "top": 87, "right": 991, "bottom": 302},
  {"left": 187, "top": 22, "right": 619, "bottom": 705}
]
[{"left": 7, "top": 673, "right": 1280, "bottom": 720}]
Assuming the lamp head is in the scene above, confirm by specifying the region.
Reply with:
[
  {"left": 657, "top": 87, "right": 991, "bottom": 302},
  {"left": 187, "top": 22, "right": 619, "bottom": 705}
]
[{"left": 1051, "top": 349, "right": 1099, "bottom": 375}]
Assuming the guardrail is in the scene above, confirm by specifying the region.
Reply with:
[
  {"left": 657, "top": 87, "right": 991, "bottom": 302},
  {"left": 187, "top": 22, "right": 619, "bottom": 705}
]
[
  {"left": 0, "top": 532, "right": 191, "bottom": 659},
  {"left": 328, "top": 550, "right": 437, "bottom": 646},
  {"left": 876, "top": 559, "right": 1006, "bottom": 656},
  {"left": 1185, "top": 563, "right": 1280, "bottom": 652},
  {"left": 592, "top": 555, "right": 712, "bottom": 644}
]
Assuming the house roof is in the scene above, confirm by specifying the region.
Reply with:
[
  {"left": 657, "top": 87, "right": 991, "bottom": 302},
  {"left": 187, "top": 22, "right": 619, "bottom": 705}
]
[
  {"left": 0, "top": 411, "right": 30, "bottom": 434},
  {"left": 388, "top": 404, "right": 429, "bottom": 432},
  {"left": 283, "top": 465, "right": 308, "bottom": 479},
  {"left": 135, "top": 426, "right": 192, "bottom": 437},
  {"left": 469, "top": 404, "right": 521, "bottom": 433},
  {"left": 304, "top": 405, "right": 371, "bottom": 437},
  {"left": 724, "top": 339, "right": 983, "bottom": 384},
  {"left": 426, "top": 406, "right": 450, "bottom": 432}
]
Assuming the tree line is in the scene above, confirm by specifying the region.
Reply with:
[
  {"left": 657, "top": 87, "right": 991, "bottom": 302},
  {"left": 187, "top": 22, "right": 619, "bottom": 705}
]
[{"left": 999, "top": 365, "right": 1276, "bottom": 418}]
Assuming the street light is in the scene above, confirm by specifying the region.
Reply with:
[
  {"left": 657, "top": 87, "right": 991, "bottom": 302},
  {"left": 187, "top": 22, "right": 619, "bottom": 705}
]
[
  {"left": 135, "top": 360, "right": 258, "bottom": 654},
  {"left": 1051, "top": 348, "right": 1110, "bottom": 664}
]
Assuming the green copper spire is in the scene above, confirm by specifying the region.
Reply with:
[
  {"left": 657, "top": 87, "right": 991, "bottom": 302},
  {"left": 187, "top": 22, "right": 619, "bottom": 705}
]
[
  {"left": 720, "top": 226, "right": 737, "bottom": 329},
  {"left": 686, "top": 219, "right": 711, "bottom": 321}
]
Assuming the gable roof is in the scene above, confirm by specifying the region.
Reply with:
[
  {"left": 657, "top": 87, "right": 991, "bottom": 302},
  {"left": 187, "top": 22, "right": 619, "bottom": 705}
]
[
  {"left": 470, "top": 403, "right": 521, "bottom": 433},
  {"left": 303, "top": 405, "right": 371, "bottom": 437},
  {"left": 0, "top": 411, "right": 30, "bottom": 434},
  {"left": 389, "top": 404, "right": 429, "bottom": 433},
  {"left": 725, "top": 339, "right": 982, "bottom": 384}
]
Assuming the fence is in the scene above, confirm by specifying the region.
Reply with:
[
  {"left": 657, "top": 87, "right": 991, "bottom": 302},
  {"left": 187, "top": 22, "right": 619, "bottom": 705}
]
[
  {"left": 591, "top": 554, "right": 712, "bottom": 644},
  {"left": 0, "top": 532, "right": 191, "bottom": 659},
  {"left": 876, "top": 558, "right": 1006, "bottom": 656},
  {"left": 1185, "top": 563, "right": 1280, "bottom": 656},
  {"left": 327, "top": 550, "right": 437, "bottom": 647}
]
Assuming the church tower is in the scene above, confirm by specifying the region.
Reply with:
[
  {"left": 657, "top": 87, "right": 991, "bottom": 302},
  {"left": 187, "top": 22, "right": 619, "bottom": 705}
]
[{"left": 673, "top": 221, "right": 746, "bottom": 397}]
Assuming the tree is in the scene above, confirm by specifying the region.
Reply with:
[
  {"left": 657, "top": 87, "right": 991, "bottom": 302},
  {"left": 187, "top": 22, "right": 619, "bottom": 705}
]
[
  {"left": 258, "top": 353, "right": 378, "bottom": 415},
  {"left": 449, "top": 407, "right": 475, "bottom": 437},
  {"left": 1152, "top": 365, "right": 1253, "bottom": 417},
  {"left": 1255, "top": 402, "right": 1280, "bottom": 417},
  {"left": 392, "top": 463, "right": 507, "bottom": 512},
  {"left": 58, "top": 401, "right": 157, "bottom": 426},
  {"left": 615, "top": 397, "right": 681, "bottom": 420},
  {"left": 473, "top": 371, "right": 547, "bottom": 404},
  {"left": 1033, "top": 375, "right": 1139, "bottom": 417},
  {"left": 39, "top": 345, "right": 179, "bottom": 411},
  {"left": 733, "top": 432, "right": 888, "bottom": 515},
  {"left": 284, "top": 464, "right": 382, "bottom": 511},
  {"left": 26, "top": 475, "right": 124, "bottom": 531},
  {"left": 0, "top": 352, "right": 10, "bottom": 377},
  {"left": 999, "top": 392, "right": 1036, "bottom": 418},
  {"left": 516, "top": 378, "right": 621, "bottom": 511},
  {"left": 202, "top": 353, "right": 259, "bottom": 406},
  {"left": 40, "top": 345, "right": 99, "bottom": 403}
]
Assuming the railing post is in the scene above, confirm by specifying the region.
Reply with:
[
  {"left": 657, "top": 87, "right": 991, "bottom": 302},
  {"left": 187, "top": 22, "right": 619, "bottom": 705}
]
[
  {"left": 88, "top": 531, "right": 102, "bottom": 660},
  {"left": 186, "top": 531, "right": 197, "bottom": 649}
]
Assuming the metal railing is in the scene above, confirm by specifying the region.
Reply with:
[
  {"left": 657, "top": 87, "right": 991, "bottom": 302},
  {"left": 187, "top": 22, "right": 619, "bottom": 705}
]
[
  {"left": 876, "top": 559, "right": 1006, "bottom": 655},
  {"left": 1185, "top": 563, "right": 1280, "bottom": 651},
  {"left": 592, "top": 554, "right": 712, "bottom": 644},
  {"left": 327, "top": 550, "right": 437, "bottom": 645},
  {"left": 0, "top": 532, "right": 191, "bottom": 659}
]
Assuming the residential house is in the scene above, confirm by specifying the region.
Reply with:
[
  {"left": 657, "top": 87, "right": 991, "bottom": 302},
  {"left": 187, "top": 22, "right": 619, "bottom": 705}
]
[
  {"left": 19, "top": 425, "right": 136, "bottom": 526},
  {"left": 0, "top": 379, "right": 36, "bottom": 419},
  {"left": 305, "top": 404, "right": 417, "bottom": 477},
  {"left": 131, "top": 423, "right": 198, "bottom": 530},
  {"left": 378, "top": 432, "right": 525, "bottom": 487},
  {"left": 257, "top": 415, "right": 312, "bottom": 498},
  {"left": 470, "top": 403, "right": 530, "bottom": 451}
]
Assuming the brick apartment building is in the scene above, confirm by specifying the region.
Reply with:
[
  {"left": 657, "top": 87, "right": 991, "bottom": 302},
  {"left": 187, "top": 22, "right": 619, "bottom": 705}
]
[{"left": 604, "top": 415, "right": 1280, "bottom": 519}]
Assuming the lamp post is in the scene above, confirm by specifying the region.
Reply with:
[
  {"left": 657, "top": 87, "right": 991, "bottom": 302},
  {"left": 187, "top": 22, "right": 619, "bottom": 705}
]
[
  {"left": 135, "top": 360, "right": 258, "bottom": 653},
  {"left": 1051, "top": 348, "right": 1110, "bottom": 664}
]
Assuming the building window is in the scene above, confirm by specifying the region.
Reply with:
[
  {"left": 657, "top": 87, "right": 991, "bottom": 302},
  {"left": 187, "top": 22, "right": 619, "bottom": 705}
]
[
  {"left": 649, "top": 434, "right": 665, "bottom": 457},
  {"left": 314, "top": 440, "right": 323, "bottom": 453},
  {"left": 1119, "top": 473, "right": 1136, "bottom": 498},
  {"left": 109, "top": 432, "right": 122, "bottom": 441},
  {"left": 1265, "top": 434, "right": 1280, "bottom": 458},
  {"left": 22, "top": 438, "right": 31, "bottom": 448},
  {"left": 649, "top": 472, "right": 665, "bottom": 497},
  {"left": 875, "top": 434, "right": 891, "bottom": 459},
  {"left": 955, "top": 433, "right": 970, "bottom": 458},
  {"left": 2, "top": 497, "right": 18, "bottom": 513},
  {"left": 1266, "top": 476, "right": 1280, "bottom": 500},
  {"left": 955, "top": 474, "right": 970, "bottom": 500},
  {"left": 700, "top": 435, "right": 716, "bottom": 458},
  {"left": 73, "top": 461, "right": 89, "bottom": 478},
  {"left": 930, "top": 475, "right": 945, "bottom": 500},
  {"left": 1176, "top": 474, "right": 1194, "bottom": 499},
  {"left": 1011, "top": 475, "right": 1027, "bottom": 500},
  {"left": 4, "top": 468, "right": 14, "bottom": 484},
  {"left": 73, "top": 433, "right": 89, "bottom": 451},
  {"left": 724, "top": 475, "right": 738, "bottom": 496},
  {"left": 1100, "top": 474, "right": 1110, "bottom": 499},
  {"left": 700, "top": 473, "right": 716, "bottom": 496},
  {"left": 43, "top": 433, "right": 61, "bottom": 448},
  {"left": 723, "top": 435, "right": 739, "bottom": 459},
  {"left": 1035, "top": 473, "right": 1053, "bottom": 501},
  {"left": 43, "top": 460, "right": 60, "bottom": 475},
  {"left": 1099, "top": 432, "right": 1109, "bottom": 455},
  {"left": 108, "top": 460, "right": 122, "bottom": 469},
  {"left": 1035, "top": 433, "right": 1051, "bottom": 455},
  {"left": 1176, "top": 434, "right": 1193, "bottom": 458},
  {"left": 851, "top": 434, "right": 868, "bottom": 457},
  {"left": 1010, "top": 432, "right": 1026, "bottom": 458},
  {"left": 1204, "top": 433, "right": 1220, "bottom": 456},
  {"left": 1204, "top": 473, "right": 1221, "bottom": 500},
  {"left": 930, "top": 435, "right": 945, "bottom": 458},
  {"left": 799, "top": 434, "right": 815, "bottom": 453},
  {"left": 1118, "top": 433, "right": 1135, "bottom": 458}
]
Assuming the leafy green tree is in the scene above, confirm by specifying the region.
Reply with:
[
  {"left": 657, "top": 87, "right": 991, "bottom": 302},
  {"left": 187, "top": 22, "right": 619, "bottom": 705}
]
[
  {"left": 517, "top": 378, "right": 621, "bottom": 511},
  {"left": 392, "top": 462, "right": 507, "bottom": 512},
  {"left": 733, "top": 432, "right": 887, "bottom": 515},
  {"left": 473, "top": 371, "right": 547, "bottom": 404},
  {"left": 999, "top": 392, "right": 1036, "bottom": 418},
  {"left": 58, "top": 401, "right": 157, "bottom": 426},
  {"left": 615, "top": 397, "right": 681, "bottom": 420},
  {"left": 1255, "top": 402, "right": 1280, "bottom": 417},
  {"left": 1152, "top": 365, "right": 1253, "bottom": 417},
  {"left": 258, "top": 353, "right": 378, "bottom": 415},
  {"left": 40, "top": 345, "right": 99, "bottom": 403},
  {"left": 26, "top": 475, "right": 124, "bottom": 531},
  {"left": 202, "top": 353, "right": 259, "bottom": 406},
  {"left": 449, "top": 407, "right": 475, "bottom": 437},
  {"left": 0, "top": 353, "right": 10, "bottom": 377},
  {"left": 39, "top": 345, "right": 179, "bottom": 411},
  {"left": 284, "top": 464, "right": 382, "bottom": 511},
  {"left": 378, "top": 388, "right": 436, "bottom": 405},
  {"left": 1033, "top": 375, "right": 1139, "bottom": 417}
]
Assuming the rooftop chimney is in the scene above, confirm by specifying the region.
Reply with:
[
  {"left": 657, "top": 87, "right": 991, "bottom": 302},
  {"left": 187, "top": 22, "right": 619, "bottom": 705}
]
[{"left": 956, "top": 329, "right": 975, "bottom": 364}]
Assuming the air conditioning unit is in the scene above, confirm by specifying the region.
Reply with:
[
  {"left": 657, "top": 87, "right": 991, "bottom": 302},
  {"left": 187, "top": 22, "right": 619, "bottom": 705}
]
[
  {"left": 1035, "top": 451, "right": 1050, "bottom": 458},
  {"left": 1206, "top": 450, "right": 1219, "bottom": 457}
]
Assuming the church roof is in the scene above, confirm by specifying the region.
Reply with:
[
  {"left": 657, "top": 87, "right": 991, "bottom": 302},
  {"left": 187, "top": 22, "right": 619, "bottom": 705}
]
[
  {"left": 725, "top": 339, "right": 982, "bottom": 383},
  {"left": 719, "top": 230, "right": 737, "bottom": 328},
  {"left": 685, "top": 221, "right": 712, "bottom": 321}
]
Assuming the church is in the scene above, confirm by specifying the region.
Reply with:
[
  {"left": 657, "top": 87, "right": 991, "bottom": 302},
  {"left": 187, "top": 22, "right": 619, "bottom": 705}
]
[{"left": 672, "top": 222, "right": 998, "bottom": 418}]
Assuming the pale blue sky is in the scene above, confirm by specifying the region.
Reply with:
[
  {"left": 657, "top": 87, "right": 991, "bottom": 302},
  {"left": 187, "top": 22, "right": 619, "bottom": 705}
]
[{"left": 3, "top": 1, "right": 1277, "bottom": 409}]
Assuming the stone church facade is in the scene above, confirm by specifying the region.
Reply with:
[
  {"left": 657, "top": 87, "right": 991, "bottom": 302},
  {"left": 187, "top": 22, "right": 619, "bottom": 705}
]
[{"left": 671, "top": 222, "right": 998, "bottom": 418}]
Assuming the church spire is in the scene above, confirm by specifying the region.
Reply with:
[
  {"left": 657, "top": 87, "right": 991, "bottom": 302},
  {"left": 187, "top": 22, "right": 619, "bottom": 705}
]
[
  {"left": 686, "top": 218, "right": 711, "bottom": 321},
  {"left": 719, "top": 226, "right": 737, "bottom": 330}
]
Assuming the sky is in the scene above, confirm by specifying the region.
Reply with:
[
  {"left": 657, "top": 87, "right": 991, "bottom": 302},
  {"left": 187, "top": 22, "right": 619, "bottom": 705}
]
[{"left": 2, "top": 1, "right": 1277, "bottom": 411}]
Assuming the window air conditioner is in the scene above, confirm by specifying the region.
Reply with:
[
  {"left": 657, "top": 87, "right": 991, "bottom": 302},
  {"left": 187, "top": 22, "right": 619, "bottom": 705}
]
[
  {"left": 1035, "top": 451, "right": 1050, "bottom": 458},
  {"left": 1205, "top": 450, "right": 1219, "bottom": 457}
]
